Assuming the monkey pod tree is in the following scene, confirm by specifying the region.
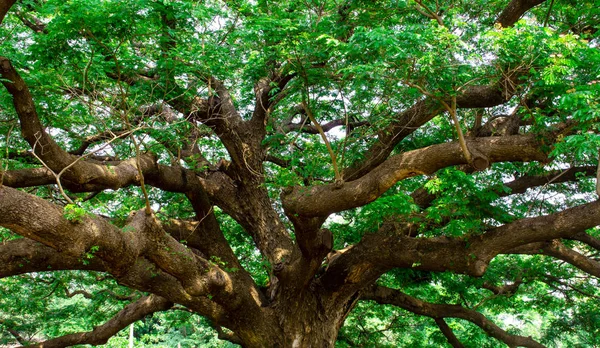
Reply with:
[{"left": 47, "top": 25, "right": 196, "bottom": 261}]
[{"left": 1, "top": 0, "right": 600, "bottom": 346}]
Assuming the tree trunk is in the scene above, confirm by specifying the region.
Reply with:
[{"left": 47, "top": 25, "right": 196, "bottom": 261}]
[{"left": 234, "top": 290, "right": 353, "bottom": 348}]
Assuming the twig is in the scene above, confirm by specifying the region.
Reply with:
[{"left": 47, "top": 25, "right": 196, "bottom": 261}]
[
  {"left": 30, "top": 128, "right": 141, "bottom": 205},
  {"left": 301, "top": 100, "right": 342, "bottom": 182},
  {"left": 406, "top": 82, "right": 472, "bottom": 163}
]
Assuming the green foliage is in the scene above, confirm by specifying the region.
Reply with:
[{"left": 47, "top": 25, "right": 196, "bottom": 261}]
[
  {"left": 63, "top": 204, "right": 88, "bottom": 223},
  {"left": 2, "top": 0, "right": 600, "bottom": 346}
]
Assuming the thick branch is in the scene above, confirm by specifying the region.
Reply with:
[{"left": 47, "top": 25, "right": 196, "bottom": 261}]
[
  {"left": 0, "top": 238, "right": 104, "bottom": 278},
  {"left": 362, "top": 285, "right": 545, "bottom": 348},
  {"left": 344, "top": 79, "right": 521, "bottom": 181},
  {"left": 283, "top": 135, "right": 546, "bottom": 217},
  {"left": 20, "top": 295, "right": 172, "bottom": 348},
  {"left": 322, "top": 200, "right": 600, "bottom": 296},
  {"left": 496, "top": 0, "right": 546, "bottom": 27},
  {"left": 0, "top": 186, "right": 229, "bottom": 297},
  {"left": 0, "top": 0, "right": 16, "bottom": 24},
  {"left": 0, "top": 57, "right": 173, "bottom": 191},
  {"left": 507, "top": 240, "right": 600, "bottom": 278}
]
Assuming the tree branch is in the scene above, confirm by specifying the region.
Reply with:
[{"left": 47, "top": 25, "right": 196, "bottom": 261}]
[
  {"left": 283, "top": 134, "right": 546, "bottom": 217},
  {"left": 0, "top": 57, "right": 169, "bottom": 191},
  {"left": 321, "top": 199, "right": 600, "bottom": 296},
  {"left": 496, "top": 0, "right": 547, "bottom": 28},
  {"left": 281, "top": 118, "right": 369, "bottom": 134},
  {"left": 411, "top": 165, "right": 597, "bottom": 210},
  {"left": 250, "top": 72, "right": 296, "bottom": 128},
  {"left": 0, "top": 186, "right": 231, "bottom": 297},
  {"left": 0, "top": 238, "right": 105, "bottom": 278},
  {"left": 507, "top": 240, "right": 600, "bottom": 278},
  {"left": 361, "top": 285, "right": 545, "bottom": 348},
  {"left": 19, "top": 295, "right": 172, "bottom": 348},
  {"left": 0, "top": 0, "right": 16, "bottom": 24},
  {"left": 343, "top": 77, "right": 522, "bottom": 181},
  {"left": 0, "top": 319, "right": 29, "bottom": 346},
  {"left": 434, "top": 318, "right": 465, "bottom": 348},
  {"left": 571, "top": 231, "right": 600, "bottom": 252}
]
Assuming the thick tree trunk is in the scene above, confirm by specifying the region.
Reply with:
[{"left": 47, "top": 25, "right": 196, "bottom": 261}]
[{"left": 234, "top": 290, "right": 351, "bottom": 348}]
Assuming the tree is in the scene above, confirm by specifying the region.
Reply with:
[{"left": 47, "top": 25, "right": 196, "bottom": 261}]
[{"left": 1, "top": 0, "right": 600, "bottom": 346}]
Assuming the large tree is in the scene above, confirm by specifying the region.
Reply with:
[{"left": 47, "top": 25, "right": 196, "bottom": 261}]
[{"left": 1, "top": 0, "right": 600, "bottom": 346}]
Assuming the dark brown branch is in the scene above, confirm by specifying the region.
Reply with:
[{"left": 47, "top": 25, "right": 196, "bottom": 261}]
[
  {"left": 361, "top": 285, "right": 545, "bottom": 348},
  {"left": 542, "top": 274, "right": 600, "bottom": 300},
  {"left": 0, "top": 0, "right": 17, "bottom": 24},
  {"left": 0, "top": 319, "right": 29, "bottom": 346},
  {"left": 570, "top": 231, "right": 600, "bottom": 252},
  {"left": 265, "top": 154, "right": 291, "bottom": 168},
  {"left": 182, "top": 180, "right": 261, "bottom": 294},
  {"left": 64, "top": 288, "right": 138, "bottom": 301},
  {"left": 496, "top": 0, "right": 546, "bottom": 28},
  {"left": 15, "top": 11, "right": 47, "bottom": 33},
  {"left": 505, "top": 166, "right": 596, "bottom": 195},
  {"left": 250, "top": 72, "right": 296, "bottom": 128},
  {"left": 507, "top": 240, "right": 600, "bottom": 278},
  {"left": 19, "top": 295, "right": 172, "bottom": 348},
  {"left": 411, "top": 166, "right": 596, "bottom": 210},
  {"left": 434, "top": 318, "right": 465, "bottom": 348},
  {"left": 282, "top": 118, "right": 369, "bottom": 135},
  {"left": 482, "top": 279, "right": 523, "bottom": 296}
]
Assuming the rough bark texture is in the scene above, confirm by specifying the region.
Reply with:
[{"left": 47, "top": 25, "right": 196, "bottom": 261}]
[{"left": 6, "top": 0, "right": 600, "bottom": 347}]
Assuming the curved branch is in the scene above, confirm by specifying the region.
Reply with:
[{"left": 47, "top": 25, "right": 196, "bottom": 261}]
[
  {"left": 411, "top": 165, "right": 596, "bottom": 210},
  {"left": 282, "top": 118, "right": 369, "bottom": 134},
  {"left": 322, "top": 199, "right": 600, "bottom": 296},
  {"left": 283, "top": 135, "right": 546, "bottom": 217},
  {"left": 64, "top": 288, "right": 138, "bottom": 301},
  {"left": 361, "top": 285, "right": 545, "bottom": 348},
  {"left": 19, "top": 295, "right": 172, "bottom": 348},
  {"left": 482, "top": 279, "right": 523, "bottom": 296},
  {"left": 250, "top": 72, "right": 296, "bottom": 128},
  {"left": 0, "top": 319, "right": 28, "bottom": 346},
  {"left": 496, "top": 0, "right": 546, "bottom": 28},
  {"left": 570, "top": 231, "right": 600, "bottom": 252},
  {"left": 343, "top": 78, "right": 522, "bottom": 181},
  {"left": 507, "top": 240, "right": 600, "bottom": 278},
  {"left": 0, "top": 57, "right": 174, "bottom": 192},
  {"left": 505, "top": 166, "right": 596, "bottom": 195},
  {"left": 0, "top": 0, "right": 16, "bottom": 24},
  {"left": 0, "top": 186, "right": 230, "bottom": 297}
]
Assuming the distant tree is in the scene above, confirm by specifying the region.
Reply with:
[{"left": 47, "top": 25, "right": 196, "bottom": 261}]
[{"left": 1, "top": 0, "right": 600, "bottom": 346}]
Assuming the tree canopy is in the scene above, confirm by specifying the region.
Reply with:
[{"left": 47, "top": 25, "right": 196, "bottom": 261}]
[{"left": 1, "top": 0, "right": 600, "bottom": 346}]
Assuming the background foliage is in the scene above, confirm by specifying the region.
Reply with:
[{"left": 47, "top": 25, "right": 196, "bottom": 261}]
[{"left": 1, "top": 0, "right": 600, "bottom": 346}]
